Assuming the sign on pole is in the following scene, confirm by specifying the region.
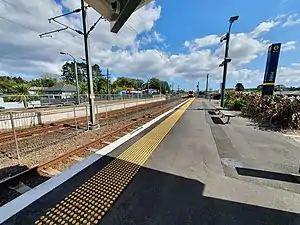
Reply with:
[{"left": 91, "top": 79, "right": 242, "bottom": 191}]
[{"left": 262, "top": 43, "right": 281, "bottom": 96}]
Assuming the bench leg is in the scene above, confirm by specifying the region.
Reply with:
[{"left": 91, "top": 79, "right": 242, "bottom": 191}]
[{"left": 226, "top": 116, "right": 230, "bottom": 124}]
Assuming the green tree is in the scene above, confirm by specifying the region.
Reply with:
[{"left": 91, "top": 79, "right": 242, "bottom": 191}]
[
  {"left": 61, "top": 62, "right": 107, "bottom": 94},
  {"left": 136, "top": 79, "right": 144, "bottom": 90},
  {"left": 79, "top": 82, "right": 88, "bottom": 95},
  {"left": 161, "top": 81, "right": 171, "bottom": 94},
  {"left": 12, "top": 76, "right": 25, "bottom": 84},
  {"left": 0, "top": 76, "right": 16, "bottom": 93},
  {"left": 62, "top": 62, "right": 86, "bottom": 83},
  {"left": 92, "top": 65, "right": 107, "bottom": 94},
  {"left": 256, "top": 84, "right": 263, "bottom": 91},
  {"left": 235, "top": 82, "right": 244, "bottom": 91},
  {"left": 148, "top": 78, "right": 161, "bottom": 90},
  {"left": 275, "top": 84, "right": 286, "bottom": 92},
  {"left": 30, "top": 75, "right": 58, "bottom": 88},
  {"left": 13, "top": 83, "right": 30, "bottom": 108}
]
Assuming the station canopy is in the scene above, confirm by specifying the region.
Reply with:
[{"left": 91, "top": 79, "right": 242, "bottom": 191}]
[{"left": 85, "top": 0, "right": 153, "bottom": 33}]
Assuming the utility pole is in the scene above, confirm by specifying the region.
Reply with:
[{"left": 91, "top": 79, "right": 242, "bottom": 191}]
[
  {"left": 106, "top": 68, "right": 110, "bottom": 100},
  {"left": 205, "top": 73, "right": 209, "bottom": 97},
  {"left": 220, "top": 16, "right": 239, "bottom": 107},
  {"left": 159, "top": 82, "right": 162, "bottom": 97},
  {"left": 40, "top": 1, "right": 105, "bottom": 129},
  {"left": 60, "top": 52, "right": 80, "bottom": 104},
  {"left": 177, "top": 85, "right": 180, "bottom": 92},
  {"left": 172, "top": 83, "right": 174, "bottom": 93},
  {"left": 197, "top": 81, "right": 200, "bottom": 96},
  {"left": 81, "top": 0, "right": 95, "bottom": 128}
]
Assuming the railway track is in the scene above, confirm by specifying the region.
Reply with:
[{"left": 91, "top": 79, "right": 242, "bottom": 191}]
[
  {"left": 0, "top": 99, "right": 182, "bottom": 206},
  {"left": 38, "top": 101, "right": 178, "bottom": 176},
  {"left": 0, "top": 100, "right": 166, "bottom": 143}
]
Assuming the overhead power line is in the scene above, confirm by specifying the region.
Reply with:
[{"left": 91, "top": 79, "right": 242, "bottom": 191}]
[
  {"left": 0, "top": 0, "right": 34, "bottom": 15},
  {"left": 0, "top": 15, "right": 39, "bottom": 33},
  {"left": 0, "top": 15, "right": 80, "bottom": 47},
  {"left": 0, "top": 1, "right": 83, "bottom": 47}
]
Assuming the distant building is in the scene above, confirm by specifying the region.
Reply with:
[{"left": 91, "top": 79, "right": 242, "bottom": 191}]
[
  {"left": 44, "top": 83, "right": 77, "bottom": 99},
  {"left": 0, "top": 93, "right": 4, "bottom": 109},
  {"left": 274, "top": 91, "right": 300, "bottom": 96},
  {"left": 28, "top": 86, "right": 46, "bottom": 96},
  {"left": 143, "top": 89, "right": 159, "bottom": 94}
]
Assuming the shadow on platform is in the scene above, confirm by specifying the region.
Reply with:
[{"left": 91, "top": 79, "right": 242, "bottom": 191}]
[
  {"left": 236, "top": 167, "right": 300, "bottom": 184},
  {"left": 102, "top": 158, "right": 300, "bottom": 225},
  {"left": 187, "top": 108, "right": 215, "bottom": 111},
  {"left": 4, "top": 156, "right": 300, "bottom": 225}
]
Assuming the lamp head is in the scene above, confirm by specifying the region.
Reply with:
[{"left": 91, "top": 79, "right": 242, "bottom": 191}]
[
  {"left": 220, "top": 35, "right": 227, "bottom": 43},
  {"left": 229, "top": 15, "right": 239, "bottom": 23}
]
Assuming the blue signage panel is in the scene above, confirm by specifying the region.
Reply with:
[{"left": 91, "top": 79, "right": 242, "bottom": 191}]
[{"left": 262, "top": 43, "right": 281, "bottom": 96}]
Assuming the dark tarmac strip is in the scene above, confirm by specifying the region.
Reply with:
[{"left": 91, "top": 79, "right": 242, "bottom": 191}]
[{"left": 2, "top": 99, "right": 300, "bottom": 225}]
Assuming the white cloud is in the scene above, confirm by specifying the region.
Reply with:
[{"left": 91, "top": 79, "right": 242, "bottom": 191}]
[
  {"left": 282, "top": 13, "right": 300, "bottom": 27},
  {"left": 215, "top": 33, "right": 267, "bottom": 65},
  {"left": 0, "top": 0, "right": 161, "bottom": 76},
  {"left": 291, "top": 62, "right": 300, "bottom": 67},
  {"left": 281, "top": 41, "right": 297, "bottom": 51},
  {"left": 153, "top": 31, "right": 165, "bottom": 42},
  {"left": 249, "top": 21, "right": 279, "bottom": 38},
  {"left": 0, "top": 1, "right": 299, "bottom": 89},
  {"left": 184, "top": 35, "right": 220, "bottom": 51}
]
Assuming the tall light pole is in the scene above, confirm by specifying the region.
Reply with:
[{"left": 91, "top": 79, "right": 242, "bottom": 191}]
[
  {"left": 106, "top": 68, "right": 110, "bottom": 100},
  {"left": 220, "top": 15, "right": 239, "bottom": 107},
  {"left": 205, "top": 73, "right": 209, "bottom": 98},
  {"left": 60, "top": 52, "right": 80, "bottom": 105},
  {"left": 81, "top": 0, "right": 96, "bottom": 128}
]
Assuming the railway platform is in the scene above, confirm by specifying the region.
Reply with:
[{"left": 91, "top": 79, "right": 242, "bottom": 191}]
[{"left": 1, "top": 98, "right": 300, "bottom": 224}]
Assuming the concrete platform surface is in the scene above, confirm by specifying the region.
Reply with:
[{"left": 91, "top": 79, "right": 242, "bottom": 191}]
[
  {"left": 2, "top": 98, "right": 300, "bottom": 225},
  {"left": 102, "top": 99, "right": 300, "bottom": 224}
]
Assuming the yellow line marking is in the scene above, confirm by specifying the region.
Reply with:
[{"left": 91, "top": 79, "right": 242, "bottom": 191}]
[
  {"left": 35, "top": 99, "right": 194, "bottom": 224},
  {"left": 263, "top": 82, "right": 275, "bottom": 86}
]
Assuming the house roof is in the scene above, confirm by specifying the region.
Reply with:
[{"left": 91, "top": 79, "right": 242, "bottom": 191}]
[
  {"left": 29, "top": 86, "right": 46, "bottom": 91},
  {"left": 45, "top": 83, "right": 77, "bottom": 92}
]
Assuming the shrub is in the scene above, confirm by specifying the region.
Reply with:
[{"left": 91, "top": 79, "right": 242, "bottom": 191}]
[
  {"left": 225, "top": 97, "right": 247, "bottom": 111},
  {"left": 213, "top": 93, "right": 221, "bottom": 100}
]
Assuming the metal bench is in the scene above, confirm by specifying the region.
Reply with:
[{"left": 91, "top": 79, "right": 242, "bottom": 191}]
[
  {"left": 219, "top": 110, "right": 236, "bottom": 124},
  {"left": 214, "top": 106, "right": 223, "bottom": 115}
]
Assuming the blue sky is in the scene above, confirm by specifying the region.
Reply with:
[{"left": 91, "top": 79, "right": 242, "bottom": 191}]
[
  {"left": 1, "top": 0, "right": 300, "bottom": 91},
  {"left": 131, "top": 0, "right": 300, "bottom": 90}
]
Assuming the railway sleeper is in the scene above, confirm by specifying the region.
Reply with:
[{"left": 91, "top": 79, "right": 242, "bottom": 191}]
[
  {"left": 101, "top": 141, "right": 111, "bottom": 145},
  {"left": 69, "top": 155, "right": 84, "bottom": 162},
  {"left": 40, "top": 168, "right": 61, "bottom": 177},
  {"left": 9, "top": 181, "right": 31, "bottom": 194}
]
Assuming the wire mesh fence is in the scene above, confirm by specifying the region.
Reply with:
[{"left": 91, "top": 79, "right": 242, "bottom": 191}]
[
  {"left": 0, "top": 94, "right": 155, "bottom": 110},
  {"left": 0, "top": 95, "right": 182, "bottom": 161}
]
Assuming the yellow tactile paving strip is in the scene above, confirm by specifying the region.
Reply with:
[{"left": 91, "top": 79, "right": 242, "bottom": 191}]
[{"left": 35, "top": 99, "right": 194, "bottom": 225}]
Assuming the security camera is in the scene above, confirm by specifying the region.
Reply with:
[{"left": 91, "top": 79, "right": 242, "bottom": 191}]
[
  {"left": 225, "top": 58, "right": 231, "bottom": 63},
  {"left": 108, "top": 0, "right": 121, "bottom": 14},
  {"left": 220, "top": 35, "right": 227, "bottom": 43}
]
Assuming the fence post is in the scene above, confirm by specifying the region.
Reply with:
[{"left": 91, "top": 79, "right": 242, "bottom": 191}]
[
  {"left": 96, "top": 104, "right": 100, "bottom": 129},
  {"left": 124, "top": 102, "right": 126, "bottom": 121},
  {"left": 9, "top": 112, "right": 20, "bottom": 160},
  {"left": 105, "top": 100, "right": 108, "bottom": 126},
  {"left": 73, "top": 104, "right": 78, "bottom": 134},
  {"left": 85, "top": 104, "right": 89, "bottom": 130},
  {"left": 136, "top": 94, "right": 139, "bottom": 116}
]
